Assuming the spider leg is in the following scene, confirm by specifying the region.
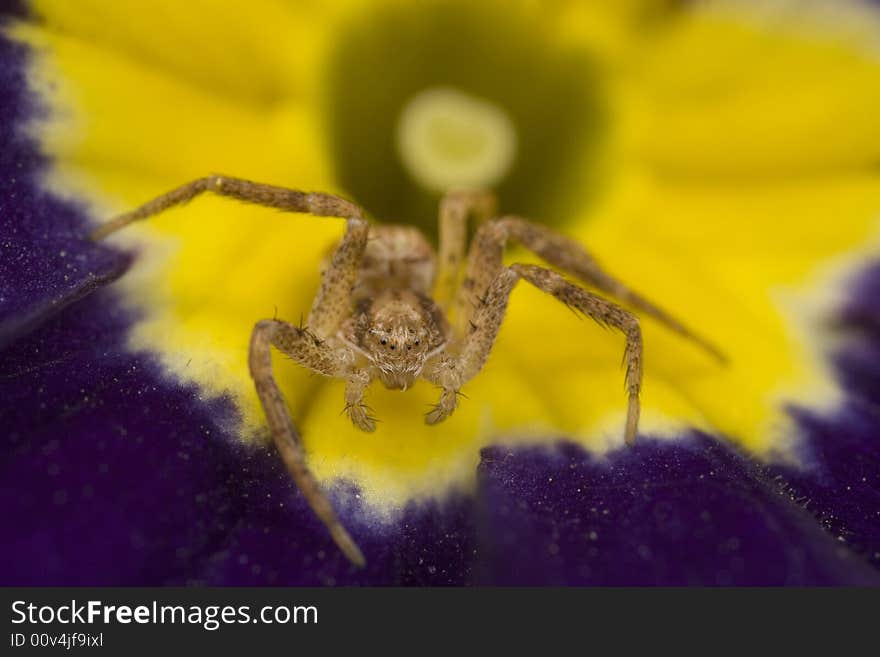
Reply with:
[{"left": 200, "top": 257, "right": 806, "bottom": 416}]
[
  {"left": 90, "top": 174, "right": 371, "bottom": 339},
  {"left": 90, "top": 175, "right": 364, "bottom": 239},
  {"left": 95, "top": 177, "right": 373, "bottom": 563},
  {"left": 249, "top": 318, "right": 366, "bottom": 567},
  {"left": 434, "top": 189, "right": 497, "bottom": 312},
  {"left": 456, "top": 215, "right": 726, "bottom": 363},
  {"left": 425, "top": 264, "right": 642, "bottom": 444},
  {"left": 306, "top": 217, "right": 370, "bottom": 339}
]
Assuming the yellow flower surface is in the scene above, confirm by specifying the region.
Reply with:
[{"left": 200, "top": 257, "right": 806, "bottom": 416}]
[{"left": 10, "top": 0, "right": 880, "bottom": 509}]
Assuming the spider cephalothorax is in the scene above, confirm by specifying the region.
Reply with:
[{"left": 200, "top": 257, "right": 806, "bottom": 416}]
[
  {"left": 92, "top": 175, "right": 724, "bottom": 567},
  {"left": 342, "top": 288, "right": 447, "bottom": 391}
]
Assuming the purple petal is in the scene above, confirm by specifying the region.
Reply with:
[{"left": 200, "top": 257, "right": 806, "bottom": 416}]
[
  {"left": 0, "top": 23, "right": 129, "bottom": 350},
  {"left": 767, "top": 263, "right": 880, "bottom": 572},
  {"left": 475, "top": 437, "right": 880, "bottom": 585}
]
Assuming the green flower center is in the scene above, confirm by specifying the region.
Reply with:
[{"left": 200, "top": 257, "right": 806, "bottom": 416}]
[{"left": 323, "top": 0, "right": 607, "bottom": 230}]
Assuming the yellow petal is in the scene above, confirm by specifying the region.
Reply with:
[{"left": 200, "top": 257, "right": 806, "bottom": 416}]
[
  {"left": 567, "top": 170, "right": 880, "bottom": 453},
  {"left": 10, "top": 4, "right": 339, "bottom": 428},
  {"left": 29, "top": 0, "right": 329, "bottom": 103},
  {"left": 628, "top": 2, "right": 880, "bottom": 176}
]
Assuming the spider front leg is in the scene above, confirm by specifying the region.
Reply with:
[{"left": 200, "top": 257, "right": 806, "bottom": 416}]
[
  {"left": 425, "top": 264, "right": 643, "bottom": 445},
  {"left": 92, "top": 176, "right": 374, "bottom": 565},
  {"left": 90, "top": 174, "right": 371, "bottom": 340},
  {"left": 249, "top": 319, "right": 366, "bottom": 567},
  {"left": 91, "top": 173, "right": 374, "bottom": 344},
  {"left": 90, "top": 174, "right": 364, "bottom": 240}
]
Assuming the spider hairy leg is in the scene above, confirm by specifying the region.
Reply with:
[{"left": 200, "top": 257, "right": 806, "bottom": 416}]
[
  {"left": 249, "top": 319, "right": 366, "bottom": 567},
  {"left": 89, "top": 174, "right": 364, "bottom": 240},
  {"left": 89, "top": 174, "right": 371, "bottom": 341},
  {"left": 90, "top": 176, "right": 375, "bottom": 565},
  {"left": 426, "top": 264, "right": 642, "bottom": 444},
  {"left": 511, "top": 264, "right": 642, "bottom": 446},
  {"left": 458, "top": 215, "right": 725, "bottom": 363}
]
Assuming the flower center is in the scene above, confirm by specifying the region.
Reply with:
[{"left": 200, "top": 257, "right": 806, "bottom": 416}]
[
  {"left": 323, "top": 0, "right": 607, "bottom": 230},
  {"left": 396, "top": 87, "right": 518, "bottom": 193}
]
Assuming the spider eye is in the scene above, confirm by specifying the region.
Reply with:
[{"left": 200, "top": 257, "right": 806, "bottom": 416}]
[
  {"left": 414, "top": 339, "right": 421, "bottom": 346},
  {"left": 390, "top": 344, "right": 396, "bottom": 350},
  {"left": 380, "top": 338, "right": 387, "bottom": 345}
]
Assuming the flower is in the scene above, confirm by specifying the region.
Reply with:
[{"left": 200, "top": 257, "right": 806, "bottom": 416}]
[{"left": 1, "top": 0, "right": 879, "bottom": 585}]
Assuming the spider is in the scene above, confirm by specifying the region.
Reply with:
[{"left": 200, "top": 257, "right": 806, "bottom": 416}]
[{"left": 91, "top": 175, "right": 725, "bottom": 567}]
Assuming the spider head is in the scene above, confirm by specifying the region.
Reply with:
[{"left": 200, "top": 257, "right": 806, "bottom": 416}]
[
  {"left": 348, "top": 292, "right": 446, "bottom": 390},
  {"left": 366, "top": 320, "right": 433, "bottom": 390}
]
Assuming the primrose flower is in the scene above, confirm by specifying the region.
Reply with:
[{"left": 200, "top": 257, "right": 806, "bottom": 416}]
[{"left": 1, "top": 0, "right": 879, "bottom": 585}]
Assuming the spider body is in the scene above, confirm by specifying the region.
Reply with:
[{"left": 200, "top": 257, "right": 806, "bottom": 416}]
[
  {"left": 341, "top": 225, "right": 448, "bottom": 393},
  {"left": 91, "top": 175, "right": 724, "bottom": 568}
]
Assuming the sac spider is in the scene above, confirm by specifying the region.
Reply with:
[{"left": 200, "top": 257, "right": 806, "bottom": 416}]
[{"left": 91, "top": 175, "right": 725, "bottom": 567}]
